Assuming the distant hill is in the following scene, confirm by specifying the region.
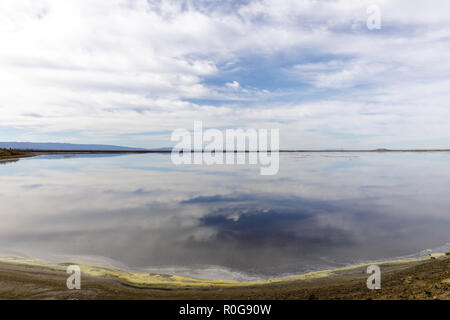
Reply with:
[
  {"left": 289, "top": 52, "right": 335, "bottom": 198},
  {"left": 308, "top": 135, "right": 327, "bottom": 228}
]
[
  {"left": 0, "top": 142, "right": 146, "bottom": 151},
  {"left": 148, "top": 147, "right": 172, "bottom": 151}
]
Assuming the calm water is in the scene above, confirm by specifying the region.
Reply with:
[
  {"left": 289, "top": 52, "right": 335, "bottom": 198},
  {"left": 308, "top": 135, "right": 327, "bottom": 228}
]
[{"left": 1, "top": 153, "right": 449, "bottom": 280}]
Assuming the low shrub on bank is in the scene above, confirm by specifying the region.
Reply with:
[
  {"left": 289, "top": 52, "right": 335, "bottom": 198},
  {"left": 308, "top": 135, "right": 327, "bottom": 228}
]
[{"left": 0, "top": 148, "right": 26, "bottom": 157}]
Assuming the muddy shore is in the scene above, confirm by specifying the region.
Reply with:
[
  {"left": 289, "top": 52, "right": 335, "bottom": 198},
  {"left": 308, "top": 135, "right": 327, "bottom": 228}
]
[{"left": 0, "top": 255, "right": 448, "bottom": 300}]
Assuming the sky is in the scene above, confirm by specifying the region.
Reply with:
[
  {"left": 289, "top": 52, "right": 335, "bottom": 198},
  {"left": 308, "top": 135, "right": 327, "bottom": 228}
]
[{"left": 0, "top": 0, "right": 449, "bottom": 149}]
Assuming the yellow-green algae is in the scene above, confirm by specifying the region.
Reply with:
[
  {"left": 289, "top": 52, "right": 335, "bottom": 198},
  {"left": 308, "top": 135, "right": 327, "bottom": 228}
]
[{"left": 0, "top": 253, "right": 446, "bottom": 288}]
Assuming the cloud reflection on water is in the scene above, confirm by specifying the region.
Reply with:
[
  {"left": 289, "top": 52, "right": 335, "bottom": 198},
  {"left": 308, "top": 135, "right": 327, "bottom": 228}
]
[{"left": 0, "top": 153, "right": 449, "bottom": 277}]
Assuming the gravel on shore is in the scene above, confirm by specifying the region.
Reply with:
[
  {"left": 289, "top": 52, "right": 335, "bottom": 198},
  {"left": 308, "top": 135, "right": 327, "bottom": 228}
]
[{"left": 0, "top": 254, "right": 448, "bottom": 300}]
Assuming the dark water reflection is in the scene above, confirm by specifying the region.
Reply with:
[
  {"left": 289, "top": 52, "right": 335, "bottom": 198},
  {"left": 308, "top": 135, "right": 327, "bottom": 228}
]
[{"left": 0, "top": 153, "right": 449, "bottom": 280}]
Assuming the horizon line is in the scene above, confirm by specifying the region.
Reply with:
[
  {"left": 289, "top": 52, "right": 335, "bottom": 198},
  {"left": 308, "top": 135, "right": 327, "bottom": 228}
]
[{"left": 16, "top": 148, "right": 450, "bottom": 154}]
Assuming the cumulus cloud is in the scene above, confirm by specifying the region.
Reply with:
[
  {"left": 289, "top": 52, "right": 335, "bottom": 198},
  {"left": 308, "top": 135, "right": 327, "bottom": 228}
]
[
  {"left": 225, "top": 81, "right": 240, "bottom": 90},
  {"left": 0, "top": 0, "right": 449, "bottom": 148}
]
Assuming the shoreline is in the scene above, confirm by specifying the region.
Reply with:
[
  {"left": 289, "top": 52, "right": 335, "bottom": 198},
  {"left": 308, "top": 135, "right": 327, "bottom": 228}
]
[
  {"left": 0, "top": 149, "right": 449, "bottom": 164},
  {"left": 0, "top": 253, "right": 448, "bottom": 299},
  {"left": 1, "top": 148, "right": 449, "bottom": 164},
  {"left": 1, "top": 149, "right": 450, "bottom": 156}
]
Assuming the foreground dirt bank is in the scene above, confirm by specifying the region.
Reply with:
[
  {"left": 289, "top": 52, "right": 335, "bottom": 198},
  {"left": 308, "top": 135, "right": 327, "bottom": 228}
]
[{"left": 0, "top": 255, "right": 448, "bottom": 300}]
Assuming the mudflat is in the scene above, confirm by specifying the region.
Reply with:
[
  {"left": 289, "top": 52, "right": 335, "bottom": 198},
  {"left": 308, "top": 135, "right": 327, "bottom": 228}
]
[{"left": 0, "top": 255, "right": 448, "bottom": 300}]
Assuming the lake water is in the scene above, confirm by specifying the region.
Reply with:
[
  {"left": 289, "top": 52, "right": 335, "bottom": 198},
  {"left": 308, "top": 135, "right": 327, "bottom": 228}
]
[{"left": 1, "top": 153, "right": 449, "bottom": 281}]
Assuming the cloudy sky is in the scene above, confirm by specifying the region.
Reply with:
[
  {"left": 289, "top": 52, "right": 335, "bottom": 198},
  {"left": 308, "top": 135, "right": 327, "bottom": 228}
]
[{"left": 1, "top": 0, "right": 449, "bottom": 149}]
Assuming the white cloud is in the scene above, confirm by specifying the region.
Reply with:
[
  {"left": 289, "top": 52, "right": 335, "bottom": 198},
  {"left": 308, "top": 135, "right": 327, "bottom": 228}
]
[
  {"left": 0, "top": 0, "right": 449, "bottom": 148},
  {"left": 225, "top": 81, "right": 240, "bottom": 90}
]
